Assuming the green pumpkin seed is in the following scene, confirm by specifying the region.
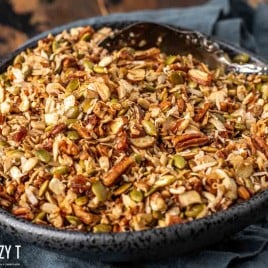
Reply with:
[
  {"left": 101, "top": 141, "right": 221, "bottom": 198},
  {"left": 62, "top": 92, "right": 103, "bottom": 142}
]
[
  {"left": 6, "top": 150, "right": 23, "bottom": 159},
  {"left": 138, "top": 98, "right": 150, "bottom": 110},
  {"left": 66, "top": 78, "right": 79, "bottom": 93},
  {"left": 173, "top": 155, "right": 186, "bottom": 169},
  {"left": 185, "top": 204, "right": 205, "bottom": 218},
  {"left": 33, "top": 211, "right": 46, "bottom": 222},
  {"left": 52, "top": 166, "right": 69, "bottom": 175},
  {"left": 234, "top": 123, "right": 246, "bottom": 130},
  {"left": 66, "top": 215, "right": 81, "bottom": 225},
  {"left": 92, "top": 181, "right": 107, "bottom": 202},
  {"left": 0, "top": 140, "right": 8, "bottom": 148},
  {"left": 93, "top": 223, "right": 112, "bottom": 233},
  {"left": 129, "top": 189, "right": 144, "bottom": 202},
  {"left": 133, "top": 154, "right": 143, "bottom": 164},
  {"left": 65, "top": 106, "right": 80, "bottom": 119},
  {"left": 113, "top": 182, "right": 132, "bottom": 196},
  {"left": 144, "top": 186, "right": 159, "bottom": 197},
  {"left": 39, "top": 180, "right": 49, "bottom": 197},
  {"left": 67, "top": 130, "right": 80, "bottom": 140},
  {"left": 81, "top": 32, "right": 91, "bottom": 41},
  {"left": 93, "top": 66, "right": 106, "bottom": 74},
  {"left": 83, "top": 59, "right": 94, "bottom": 71},
  {"left": 142, "top": 120, "right": 157, "bottom": 136},
  {"left": 52, "top": 40, "right": 60, "bottom": 53},
  {"left": 165, "top": 55, "right": 177, "bottom": 65},
  {"left": 169, "top": 71, "right": 184, "bottom": 85},
  {"left": 75, "top": 196, "right": 89, "bottom": 206},
  {"left": 35, "top": 149, "right": 51, "bottom": 163},
  {"left": 81, "top": 99, "right": 92, "bottom": 113},
  {"left": 233, "top": 53, "right": 250, "bottom": 64},
  {"left": 152, "top": 210, "right": 162, "bottom": 219}
]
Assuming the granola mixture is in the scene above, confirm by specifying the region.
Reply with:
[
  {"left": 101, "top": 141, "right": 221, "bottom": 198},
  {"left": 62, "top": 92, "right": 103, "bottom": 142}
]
[{"left": 0, "top": 26, "right": 268, "bottom": 232}]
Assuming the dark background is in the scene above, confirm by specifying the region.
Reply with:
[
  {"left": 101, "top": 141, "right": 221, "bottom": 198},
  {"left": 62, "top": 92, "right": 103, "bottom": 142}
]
[{"left": 0, "top": 0, "right": 263, "bottom": 58}]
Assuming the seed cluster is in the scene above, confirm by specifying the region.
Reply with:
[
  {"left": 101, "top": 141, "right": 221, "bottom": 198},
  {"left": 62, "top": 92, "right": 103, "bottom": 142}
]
[{"left": 0, "top": 26, "right": 268, "bottom": 232}]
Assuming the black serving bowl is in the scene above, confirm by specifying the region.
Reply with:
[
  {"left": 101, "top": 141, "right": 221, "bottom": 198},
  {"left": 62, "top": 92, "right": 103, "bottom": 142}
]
[{"left": 0, "top": 19, "right": 268, "bottom": 262}]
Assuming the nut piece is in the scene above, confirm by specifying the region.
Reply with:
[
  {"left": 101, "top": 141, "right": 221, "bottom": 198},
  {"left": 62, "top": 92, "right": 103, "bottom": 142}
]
[
  {"left": 103, "top": 156, "right": 135, "bottom": 186},
  {"left": 92, "top": 82, "right": 111, "bottom": 101},
  {"left": 130, "top": 136, "right": 155, "bottom": 148},
  {"left": 173, "top": 133, "right": 210, "bottom": 151},
  {"left": 188, "top": 69, "right": 212, "bottom": 86},
  {"left": 72, "top": 204, "right": 99, "bottom": 224},
  {"left": 179, "top": 190, "right": 202, "bottom": 207},
  {"left": 127, "top": 69, "right": 146, "bottom": 82}
]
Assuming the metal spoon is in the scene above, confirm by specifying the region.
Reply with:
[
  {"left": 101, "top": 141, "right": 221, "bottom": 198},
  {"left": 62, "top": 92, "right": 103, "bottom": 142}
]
[{"left": 99, "top": 22, "right": 268, "bottom": 74}]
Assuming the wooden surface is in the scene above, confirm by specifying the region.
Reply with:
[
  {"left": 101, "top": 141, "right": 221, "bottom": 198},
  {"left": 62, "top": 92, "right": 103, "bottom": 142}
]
[{"left": 0, "top": 0, "right": 263, "bottom": 58}]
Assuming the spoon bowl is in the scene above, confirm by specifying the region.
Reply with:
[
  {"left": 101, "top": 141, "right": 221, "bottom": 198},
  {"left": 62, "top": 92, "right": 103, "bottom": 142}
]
[{"left": 100, "top": 22, "right": 268, "bottom": 74}]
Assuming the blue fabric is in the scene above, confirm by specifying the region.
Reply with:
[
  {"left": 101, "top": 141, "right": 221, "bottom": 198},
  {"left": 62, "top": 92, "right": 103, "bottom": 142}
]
[{"left": 1, "top": 0, "right": 268, "bottom": 267}]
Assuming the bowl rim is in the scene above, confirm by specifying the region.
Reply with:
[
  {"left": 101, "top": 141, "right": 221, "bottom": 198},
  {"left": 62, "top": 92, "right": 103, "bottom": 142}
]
[{"left": 0, "top": 18, "right": 267, "bottom": 246}]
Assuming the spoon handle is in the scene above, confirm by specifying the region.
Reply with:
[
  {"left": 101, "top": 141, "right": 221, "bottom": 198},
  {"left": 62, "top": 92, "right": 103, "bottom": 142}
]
[{"left": 189, "top": 31, "right": 268, "bottom": 74}]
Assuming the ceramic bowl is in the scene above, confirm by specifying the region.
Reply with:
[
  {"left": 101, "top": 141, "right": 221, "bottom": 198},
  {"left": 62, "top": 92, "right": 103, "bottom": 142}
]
[{"left": 0, "top": 20, "right": 267, "bottom": 262}]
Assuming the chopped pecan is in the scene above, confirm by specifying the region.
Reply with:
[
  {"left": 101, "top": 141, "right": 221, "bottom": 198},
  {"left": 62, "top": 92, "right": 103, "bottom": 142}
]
[
  {"left": 78, "top": 26, "right": 94, "bottom": 40},
  {"left": 49, "top": 123, "right": 66, "bottom": 138},
  {"left": 59, "top": 140, "right": 79, "bottom": 156},
  {"left": 12, "top": 126, "right": 27, "bottom": 142},
  {"left": 12, "top": 207, "right": 34, "bottom": 220},
  {"left": 71, "top": 122, "right": 90, "bottom": 139},
  {"left": 252, "top": 136, "right": 268, "bottom": 159},
  {"left": 114, "top": 130, "right": 129, "bottom": 154},
  {"left": 194, "top": 103, "right": 211, "bottom": 122},
  {"left": 0, "top": 114, "right": 5, "bottom": 125},
  {"left": 96, "top": 144, "right": 110, "bottom": 157},
  {"left": 176, "top": 97, "right": 186, "bottom": 114},
  {"left": 103, "top": 156, "right": 135, "bottom": 186},
  {"left": 72, "top": 204, "right": 100, "bottom": 225},
  {"left": 70, "top": 175, "right": 91, "bottom": 194},
  {"left": 42, "top": 139, "right": 53, "bottom": 151}
]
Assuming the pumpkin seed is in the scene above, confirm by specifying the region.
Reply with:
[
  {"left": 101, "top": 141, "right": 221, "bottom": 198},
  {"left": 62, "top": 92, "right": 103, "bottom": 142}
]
[
  {"left": 75, "top": 196, "right": 89, "bottom": 206},
  {"left": 233, "top": 53, "right": 250, "bottom": 63},
  {"left": 66, "top": 215, "right": 81, "bottom": 225},
  {"left": 113, "top": 182, "right": 132, "bottom": 196},
  {"left": 66, "top": 78, "right": 79, "bottom": 93},
  {"left": 93, "top": 223, "right": 112, "bottom": 233},
  {"left": 52, "top": 166, "right": 69, "bottom": 175},
  {"left": 185, "top": 204, "right": 205, "bottom": 218},
  {"left": 67, "top": 130, "right": 80, "bottom": 140},
  {"left": 165, "top": 55, "right": 177, "bottom": 65},
  {"left": 173, "top": 155, "right": 186, "bottom": 169},
  {"left": 92, "top": 181, "right": 107, "bottom": 202},
  {"left": 38, "top": 180, "right": 49, "bottom": 197},
  {"left": 65, "top": 106, "right": 79, "bottom": 119},
  {"left": 35, "top": 149, "right": 51, "bottom": 163},
  {"left": 141, "top": 120, "right": 157, "bottom": 136},
  {"left": 169, "top": 71, "right": 184, "bottom": 85},
  {"left": 129, "top": 189, "right": 144, "bottom": 202}
]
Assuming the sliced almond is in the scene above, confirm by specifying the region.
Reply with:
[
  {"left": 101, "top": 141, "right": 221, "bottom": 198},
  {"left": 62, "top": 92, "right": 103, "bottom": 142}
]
[
  {"left": 130, "top": 136, "right": 155, "bottom": 148},
  {"left": 188, "top": 69, "right": 212, "bottom": 86}
]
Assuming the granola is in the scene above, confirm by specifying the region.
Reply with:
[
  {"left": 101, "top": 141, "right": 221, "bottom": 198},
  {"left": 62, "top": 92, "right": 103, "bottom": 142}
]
[{"left": 0, "top": 26, "right": 267, "bottom": 232}]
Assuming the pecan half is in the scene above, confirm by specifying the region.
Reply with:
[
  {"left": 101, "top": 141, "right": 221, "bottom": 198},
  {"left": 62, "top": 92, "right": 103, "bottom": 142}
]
[
  {"left": 103, "top": 156, "right": 135, "bottom": 186},
  {"left": 173, "top": 133, "right": 210, "bottom": 151}
]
